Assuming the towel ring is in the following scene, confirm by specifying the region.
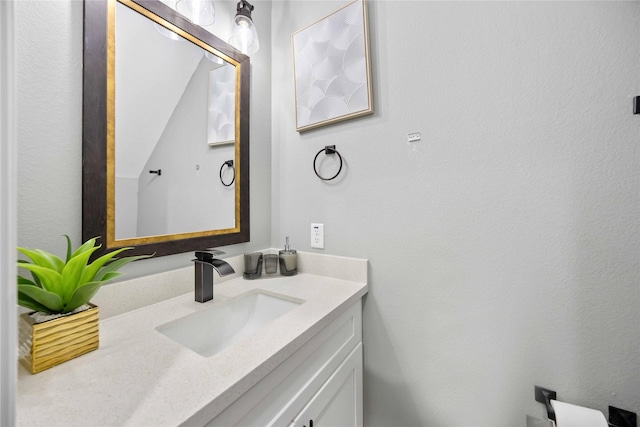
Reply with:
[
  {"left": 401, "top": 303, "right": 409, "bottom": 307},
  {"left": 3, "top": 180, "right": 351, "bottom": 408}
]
[
  {"left": 313, "top": 145, "right": 343, "bottom": 181},
  {"left": 219, "top": 160, "right": 235, "bottom": 187}
]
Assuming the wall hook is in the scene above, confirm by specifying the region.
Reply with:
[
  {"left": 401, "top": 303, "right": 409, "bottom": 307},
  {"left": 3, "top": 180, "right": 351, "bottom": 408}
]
[
  {"left": 313, "top": 145, "right": 343, "bottom": 181},
  {"left": 149, "top": 169, "right": 162, "bottom": 176}
]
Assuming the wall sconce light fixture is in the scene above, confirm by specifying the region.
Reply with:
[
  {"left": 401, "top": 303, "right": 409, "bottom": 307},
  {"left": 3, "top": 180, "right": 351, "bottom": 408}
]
[
  {"left": 176, "top": 0, "right": 215, "bottom": 26},
  {"left": 229, "top": 0, "right": 259, "bottom": 55}
]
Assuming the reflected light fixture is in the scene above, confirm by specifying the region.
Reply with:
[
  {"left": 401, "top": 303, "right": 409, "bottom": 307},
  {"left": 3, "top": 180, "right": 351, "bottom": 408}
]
[
  {"left": 229, "top": 0, "right": 259, "bottom": 55},
  {"left": 154, "top": 23, "right": 181, "bottom": 40},
  {"left": 205, "top": 51, "right": 224, "bottom": 66},
  {"left": 176, "top": 0, "right": 215, "bottom": 26}
]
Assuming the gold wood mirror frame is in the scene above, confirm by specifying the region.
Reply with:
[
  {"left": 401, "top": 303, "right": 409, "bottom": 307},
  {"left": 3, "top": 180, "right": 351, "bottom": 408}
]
[{"left": 83, "top": 0, "right": 250, "bottom": 258}]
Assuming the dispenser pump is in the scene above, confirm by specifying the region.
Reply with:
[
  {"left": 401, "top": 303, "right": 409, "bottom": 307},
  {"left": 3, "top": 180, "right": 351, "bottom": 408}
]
[{"left": 279, "top": 236, "right": 297, "bottom": 276}]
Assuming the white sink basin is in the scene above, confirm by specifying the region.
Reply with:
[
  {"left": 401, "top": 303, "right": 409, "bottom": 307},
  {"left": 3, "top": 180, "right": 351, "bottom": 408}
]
[{"left": 156, "top": 290, "right": 303, "bottom": 357}]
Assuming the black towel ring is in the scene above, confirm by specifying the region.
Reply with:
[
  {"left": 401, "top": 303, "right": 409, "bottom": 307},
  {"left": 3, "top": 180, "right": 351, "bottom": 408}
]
[
  {"left": 313, "top": 145, "right": 343, "bottom": 181},
  {"left": 219, "top": 160, "right": 235, "bottom": 187}
]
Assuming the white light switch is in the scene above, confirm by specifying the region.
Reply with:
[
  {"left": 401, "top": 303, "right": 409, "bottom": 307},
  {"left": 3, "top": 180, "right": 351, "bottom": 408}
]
[{"left": 311, "top": 223, "right": 324, "bottom": 249}]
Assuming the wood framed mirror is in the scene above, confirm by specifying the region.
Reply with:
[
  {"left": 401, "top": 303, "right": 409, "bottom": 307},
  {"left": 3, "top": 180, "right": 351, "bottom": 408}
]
[{"left": 83, "top": 0, "right": 250, "bottom": 258}]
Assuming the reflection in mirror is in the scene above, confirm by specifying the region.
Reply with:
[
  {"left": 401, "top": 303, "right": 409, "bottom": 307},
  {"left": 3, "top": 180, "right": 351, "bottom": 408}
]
[
  {"left": 82, "top": 0, "right": 250, "bottom": 258},
  {"left": 115, "top": 2, "right": 236, "bottom": 239}
]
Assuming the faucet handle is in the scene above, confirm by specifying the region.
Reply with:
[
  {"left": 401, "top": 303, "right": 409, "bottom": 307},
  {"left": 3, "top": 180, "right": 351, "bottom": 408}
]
[{"left": 195, "top": 250, "right": 226, "bottom": 262}]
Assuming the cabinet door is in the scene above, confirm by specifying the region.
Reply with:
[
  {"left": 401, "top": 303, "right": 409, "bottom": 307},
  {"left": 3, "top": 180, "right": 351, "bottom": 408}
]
[
  {"left": 292, "top": 343, "right": 363, "bottom": 427},
  {"left": 207, "top": 301, "right": 362, "bottom": 427}
]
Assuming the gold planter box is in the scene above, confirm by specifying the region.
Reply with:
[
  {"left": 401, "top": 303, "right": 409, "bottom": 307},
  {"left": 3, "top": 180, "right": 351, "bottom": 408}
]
[{"left": 19, "top": 304, "right": 99, "bottom": 374}]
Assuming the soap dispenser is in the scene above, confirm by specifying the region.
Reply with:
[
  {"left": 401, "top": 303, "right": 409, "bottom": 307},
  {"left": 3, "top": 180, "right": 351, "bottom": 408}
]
[{"left": 279, "top": 236, "right": 297, "bottom": 276}]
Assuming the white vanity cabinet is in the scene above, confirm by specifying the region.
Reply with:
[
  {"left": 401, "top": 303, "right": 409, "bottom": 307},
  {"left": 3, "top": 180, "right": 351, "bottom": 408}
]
[
  {"left": 205, "top": 299, "right": 363, "bottom": 427},
  {"left": 290, "top": 343, "right": 363, "bottom": 427}
]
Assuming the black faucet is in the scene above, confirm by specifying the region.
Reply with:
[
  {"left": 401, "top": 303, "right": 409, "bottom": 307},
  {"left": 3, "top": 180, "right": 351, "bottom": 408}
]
[{"left": 193, "top": 250, "right": 235, "bottom": 303}]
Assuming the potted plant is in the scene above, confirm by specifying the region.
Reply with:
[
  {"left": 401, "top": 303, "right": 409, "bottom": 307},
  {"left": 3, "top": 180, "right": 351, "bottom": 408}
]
[{"left": 17, "top": 236, "right": 151, "bottom": 374}]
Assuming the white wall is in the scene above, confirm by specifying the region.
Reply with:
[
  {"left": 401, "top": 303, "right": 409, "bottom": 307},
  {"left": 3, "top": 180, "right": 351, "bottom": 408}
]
[
  {"left": 271, "top": 1, "right": 640, "bottom": 425},
  {"left": 137, "top": 57, "right": 235, "bottom": 236},
  {"left": 16, "top": 0, "right": 83, "bottom": 257},
  {"left": 115, "top": 176, "right": 139, "bottom": 237},
  {"left": 1, "top": 1, "right": 17, "bottom": 423},
  {"left": 115, "top": 0, "right": 204, "bottom": 179},
  {"left": 16, "top": 0, "right": 272, "bottom": 279}
]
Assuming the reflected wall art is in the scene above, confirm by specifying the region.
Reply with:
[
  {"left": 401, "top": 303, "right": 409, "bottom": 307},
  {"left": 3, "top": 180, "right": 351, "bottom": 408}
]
[{"left": 292, "top": 0, "right": 372, "bottom": 132}]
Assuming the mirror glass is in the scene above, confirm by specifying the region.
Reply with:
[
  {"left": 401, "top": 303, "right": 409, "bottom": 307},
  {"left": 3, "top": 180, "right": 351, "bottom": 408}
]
[
  {"left": 115, "top": 2, "right": 236, "bottom": 239},
  {"left": 83, "top": 0, "right": 250, "bottom": 258}
]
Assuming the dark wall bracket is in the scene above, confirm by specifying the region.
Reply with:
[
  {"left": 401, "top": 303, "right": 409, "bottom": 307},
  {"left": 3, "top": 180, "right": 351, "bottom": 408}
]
[
  {"left": 610, "top": 406, "right": 637, "bottom": 427},
  {"left": 534, "top": 386, "right": 557, "bottom": 422},
  {"left": 634, "top": 96, "right": 639, "bottom": 114}
]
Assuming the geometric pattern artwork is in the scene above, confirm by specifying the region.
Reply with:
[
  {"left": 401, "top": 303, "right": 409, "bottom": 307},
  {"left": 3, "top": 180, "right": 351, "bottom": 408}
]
[
  {"left": 292, "top": 0, "right": 372, "bottom": 132},
  {"left": 208, "top": 63, "right": 236, "bottom": 145}
]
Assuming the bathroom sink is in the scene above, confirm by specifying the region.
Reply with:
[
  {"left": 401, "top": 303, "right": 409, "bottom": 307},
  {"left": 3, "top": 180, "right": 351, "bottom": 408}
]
[{"left": 156, "top": 290, "right": 303, "bottom": 357}]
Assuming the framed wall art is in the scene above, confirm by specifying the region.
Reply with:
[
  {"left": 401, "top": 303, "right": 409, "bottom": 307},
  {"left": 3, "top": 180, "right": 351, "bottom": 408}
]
[
  {"left": 208, "top": 62, "right": 236, "bottom": 146},
  {"left": 292, "top": 0, "right": 372, "bottom": 132}
]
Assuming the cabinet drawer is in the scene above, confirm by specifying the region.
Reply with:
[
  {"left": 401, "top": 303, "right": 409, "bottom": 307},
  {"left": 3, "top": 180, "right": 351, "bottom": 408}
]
[
  {"left": 292, "top": 343, "right": 363, "bottom": 427},
  {"left": 208, "top": 300, "right": 362, "bottom": 427}
]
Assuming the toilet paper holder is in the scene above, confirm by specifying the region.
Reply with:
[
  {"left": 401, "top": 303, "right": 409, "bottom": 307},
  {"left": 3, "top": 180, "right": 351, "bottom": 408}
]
[{"left": 535, "top": 386, "right": 637, "bottom": 427}]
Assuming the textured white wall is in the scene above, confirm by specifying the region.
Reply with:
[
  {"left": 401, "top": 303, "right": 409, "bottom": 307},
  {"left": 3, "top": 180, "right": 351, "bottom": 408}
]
[
  {"left": 115, "top": 0, "right": 204, "bottom": 179},
  {"left": 136, "top": 57, "right": 236, "bottom": 236},
  {"left": 16, "top": 0, "right": 83, "bottom": 254},
  {"left": 271, "top": 1, "right": 640, "bottom": 425},
  {"left": 16, "top": 0, "right": 272, "bottom": 279},
  {"left": 115, "top": 176, "right": 139, "bottom": 237}
]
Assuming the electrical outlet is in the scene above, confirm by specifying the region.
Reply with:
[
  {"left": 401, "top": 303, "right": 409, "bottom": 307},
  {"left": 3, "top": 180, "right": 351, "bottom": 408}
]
[{"left": 311, "top": 223, "right": 324, "bottom": 249}]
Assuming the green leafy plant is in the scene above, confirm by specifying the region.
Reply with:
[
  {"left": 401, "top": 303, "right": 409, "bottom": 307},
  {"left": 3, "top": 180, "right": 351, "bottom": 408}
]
[{"left": 17, "top": 236, "right": 151, "bottom": 315}]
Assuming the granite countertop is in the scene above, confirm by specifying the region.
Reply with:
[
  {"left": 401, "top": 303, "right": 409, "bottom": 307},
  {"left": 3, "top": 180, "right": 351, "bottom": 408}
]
[{"left": 17, "top": 254, "right": 368, "bottom": 426}]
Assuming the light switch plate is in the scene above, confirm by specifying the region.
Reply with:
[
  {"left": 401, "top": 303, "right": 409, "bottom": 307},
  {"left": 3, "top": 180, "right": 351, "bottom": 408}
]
[{"left": 311, "top": 223, "right": 324, "bottom": 249}]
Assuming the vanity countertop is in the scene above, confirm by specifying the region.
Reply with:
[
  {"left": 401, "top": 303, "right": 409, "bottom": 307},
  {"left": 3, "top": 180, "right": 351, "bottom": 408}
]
[{"left": 17, "top": 256, "right": 368, "bottom": 426}]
